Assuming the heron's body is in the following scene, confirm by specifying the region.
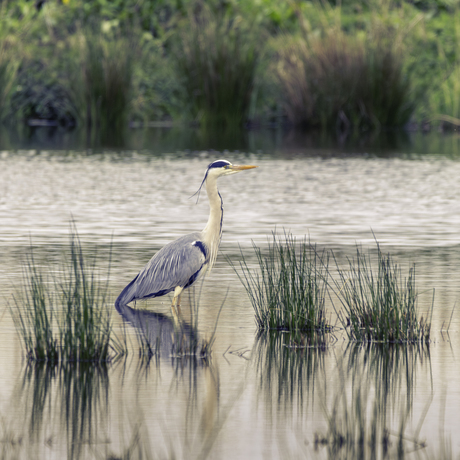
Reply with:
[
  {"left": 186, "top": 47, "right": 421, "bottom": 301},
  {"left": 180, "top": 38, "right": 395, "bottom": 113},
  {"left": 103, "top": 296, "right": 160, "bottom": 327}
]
[{"left": 115, "top": 160, "right": 256, "bottom": 311}]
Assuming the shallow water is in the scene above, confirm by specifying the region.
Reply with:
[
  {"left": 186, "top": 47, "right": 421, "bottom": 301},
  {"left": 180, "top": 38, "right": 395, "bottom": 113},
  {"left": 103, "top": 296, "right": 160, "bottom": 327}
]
[{"left": 0, "top": 128, "right": 459, "bottom": 459}]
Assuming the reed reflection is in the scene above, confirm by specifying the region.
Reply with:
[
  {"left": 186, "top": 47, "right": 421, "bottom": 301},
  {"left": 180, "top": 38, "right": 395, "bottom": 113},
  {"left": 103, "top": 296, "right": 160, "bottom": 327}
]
[
  {"left": 252, "top": 331, "right": 331, "bottom": 413},
  {"left": 12, "top": 338, "right": 222, "bottom": 459},
  {"left": 314, "top": 343, "right": 433, "bottom": 459},
  {"left": 344, "top": 342, "right": 432, "bottom": 411},
  {"left": 13, "top": 361, "right": 110, "bottom": 460}
]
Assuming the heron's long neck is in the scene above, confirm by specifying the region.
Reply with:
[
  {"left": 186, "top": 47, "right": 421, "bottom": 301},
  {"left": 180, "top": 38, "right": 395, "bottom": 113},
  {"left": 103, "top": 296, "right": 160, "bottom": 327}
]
[{"left": 202, "top": 176, "right": 223, "bottom": 270}]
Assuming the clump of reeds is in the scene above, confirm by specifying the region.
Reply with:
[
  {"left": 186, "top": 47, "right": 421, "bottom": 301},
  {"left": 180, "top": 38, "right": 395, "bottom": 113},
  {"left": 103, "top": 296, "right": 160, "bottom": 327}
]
[
  {"left": 172, "top": 6, "right": 260, "bottom": 127},
  {"left": 276, "top": 29, "right": 414, "bottom": 130},
  {"left": 12, "top": 225, "right": 125, "bottom": 363},
  {"left": 14, "top": 252, "right": 59, "bottom": 362},
  {"left": 237, "top": 232, "right": 330, "bottom": 332},
  {"left": 331, "top": 243, "right": 432, "bottom": 343},
  {"left": 65, "top": 24, "right": 135, "bottom": 134}
]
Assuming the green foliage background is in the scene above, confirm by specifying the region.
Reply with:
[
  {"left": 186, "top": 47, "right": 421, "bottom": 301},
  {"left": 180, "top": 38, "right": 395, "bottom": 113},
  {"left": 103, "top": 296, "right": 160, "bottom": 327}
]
[{"left": 2, "top": 0, "right": 460, "bottom": 130}]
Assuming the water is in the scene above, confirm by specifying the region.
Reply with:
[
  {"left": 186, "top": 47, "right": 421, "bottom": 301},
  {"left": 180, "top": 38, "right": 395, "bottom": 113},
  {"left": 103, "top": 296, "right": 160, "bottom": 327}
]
[{"left": 0, "top": 128, "right": 460, "bottom": 459}]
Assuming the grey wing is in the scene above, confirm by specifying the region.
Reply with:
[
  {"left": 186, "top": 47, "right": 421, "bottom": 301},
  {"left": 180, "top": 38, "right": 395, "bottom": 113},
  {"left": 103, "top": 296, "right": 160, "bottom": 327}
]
[{"left": 116, "top": 232, "right": 207, "bottom": 306}]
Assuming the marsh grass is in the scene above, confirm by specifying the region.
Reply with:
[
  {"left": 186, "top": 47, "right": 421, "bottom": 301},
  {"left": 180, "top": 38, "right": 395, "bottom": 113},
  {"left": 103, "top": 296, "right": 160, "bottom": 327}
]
[
  {"left": 14, "top": 253, "right": 59, "bottom": 362},
  {"left": 12, "top": 225, "right": 126, "bottom": 363},
  {"left": 276, "top": 29, "right": 414, "bottom": 130},
  {"left": 431, "top": 18, "right": 460, "bottom": 128},
  {"left": 65, "top": 25, "right": 135, "bottom": 135},
  {"left": 236, "top": 232, "right": 329, "bottom": 332},
  {"left": 0, "top": 41, "right": 19, "bottom": 122},
  {"left": 331, "top": 243, "right": 432, "bottom": 343},
  {"left": 0, "top": 5, "right": 22, "bottom": 123},
  {"left": 173, "top": 7, "right": 260, "bottom": 127}
]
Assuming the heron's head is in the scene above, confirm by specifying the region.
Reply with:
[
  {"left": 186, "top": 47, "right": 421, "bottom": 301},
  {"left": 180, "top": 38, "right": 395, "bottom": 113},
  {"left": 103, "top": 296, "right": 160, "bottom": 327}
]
[
  {"left": 192, "top": 159, "right": 257, "bottom": 202},
  {"left": 205, "top": 159, "right": 258, "bottom": 179}
]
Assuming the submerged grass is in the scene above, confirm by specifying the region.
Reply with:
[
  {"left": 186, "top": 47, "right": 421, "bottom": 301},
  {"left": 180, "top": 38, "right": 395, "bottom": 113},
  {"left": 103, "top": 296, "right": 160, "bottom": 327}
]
[
  {"left": 331, "top": 242, "right": 432, "bottom": 343},
  {"left": 236, "top": 232, "right": 329, "bottom": 333},
  {"left": 12, "top": 224, "right": 125, "bottom": 363}
]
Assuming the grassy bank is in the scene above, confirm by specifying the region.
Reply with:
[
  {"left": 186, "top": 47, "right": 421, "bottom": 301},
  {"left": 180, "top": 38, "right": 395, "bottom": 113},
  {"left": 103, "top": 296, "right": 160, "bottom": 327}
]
[{"left": 2, "top": 0, "right": 460, "bottom": 131}]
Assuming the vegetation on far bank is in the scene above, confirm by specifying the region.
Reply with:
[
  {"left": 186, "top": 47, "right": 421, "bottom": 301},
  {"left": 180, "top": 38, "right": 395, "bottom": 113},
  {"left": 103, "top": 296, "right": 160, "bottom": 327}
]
[{"left": 2, "top": 0, "right": 460, "bottom": 133}]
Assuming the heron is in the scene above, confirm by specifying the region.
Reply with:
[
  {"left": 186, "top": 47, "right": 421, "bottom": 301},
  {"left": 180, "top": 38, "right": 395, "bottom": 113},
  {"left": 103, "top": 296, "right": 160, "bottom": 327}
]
[{"left": 115, "top": 159, "right": 257, "bottom": 313}]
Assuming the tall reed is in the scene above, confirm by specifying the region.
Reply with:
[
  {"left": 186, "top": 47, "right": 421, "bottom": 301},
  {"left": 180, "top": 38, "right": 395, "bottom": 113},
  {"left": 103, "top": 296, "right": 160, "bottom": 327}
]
[
  {"left": 14, "top": 252, "right": 59, "bottom": 362},
  {"left": 236, "top": 232, "right": 329, "bottom": 332},
  {"left": 12, "top": 225, "right": 125, "bottom": 363},
  {"left": 173, "top": 7, "right": 260, "bottom": 127},
  {"left": 58, "top": 230, "right": 116, "bottom": 362},
  {"left": 0, "top": 5, "right": 21, "bottom": 123},
  {"left": 431, "top": 16, "right": 460, "bottom": 127},
  {"left": 65, "top": 25, "right": 135, "bottom": 133},
  {"left": 331, "top": 243, "right": 432, "bottom": 343},
  {"left": 277, "top": 29, "right": 414, "bottom": 130}
]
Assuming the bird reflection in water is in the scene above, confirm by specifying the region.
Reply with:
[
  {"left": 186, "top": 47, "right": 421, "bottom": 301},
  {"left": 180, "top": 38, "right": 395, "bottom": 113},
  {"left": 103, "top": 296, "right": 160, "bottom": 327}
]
[{"left": 115, "top": 297, "right": 215, "bottom": 362}]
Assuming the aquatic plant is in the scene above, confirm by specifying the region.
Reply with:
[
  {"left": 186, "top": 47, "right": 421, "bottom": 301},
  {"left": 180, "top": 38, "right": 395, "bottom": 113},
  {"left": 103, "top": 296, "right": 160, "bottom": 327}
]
[
  {"left": 12, "top": 224, "right": 126, "bottom": 363},
  {"left": 236, "top": 232, "right": 330, "bottom": 332},
  {"left": 13, "top": 252, "right": 59, "bottom": 362},
  {"left": 331, "top": 243, "right": 432, "bottom": 343},
  {"left": 172, "top": 7, "right": 260, "bottom": 127},
  {"left": 276, "top": 28, "right": 414, "bottom": 130}
]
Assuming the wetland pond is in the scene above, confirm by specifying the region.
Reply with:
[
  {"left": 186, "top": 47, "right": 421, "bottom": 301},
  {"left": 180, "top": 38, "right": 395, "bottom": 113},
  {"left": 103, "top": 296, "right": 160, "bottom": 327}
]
[{"left": 0, "top": 127, "right": 459, "bottom": 459}]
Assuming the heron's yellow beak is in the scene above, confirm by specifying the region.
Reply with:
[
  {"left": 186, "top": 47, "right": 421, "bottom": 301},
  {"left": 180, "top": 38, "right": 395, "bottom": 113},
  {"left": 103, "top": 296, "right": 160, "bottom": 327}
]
[{"left": 230, "top": 164, "right": 258, "bottom": 171}]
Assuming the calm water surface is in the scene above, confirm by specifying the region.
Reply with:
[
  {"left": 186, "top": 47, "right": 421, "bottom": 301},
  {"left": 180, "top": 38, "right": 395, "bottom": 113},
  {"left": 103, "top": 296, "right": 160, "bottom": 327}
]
[{"left": 0, "top": 128, "right": 459, "bottom": 459}]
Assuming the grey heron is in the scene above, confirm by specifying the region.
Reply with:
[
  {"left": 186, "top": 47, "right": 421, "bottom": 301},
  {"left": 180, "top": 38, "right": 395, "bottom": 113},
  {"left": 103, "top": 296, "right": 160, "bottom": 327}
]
[{"left": 115, "top": 159, "right": 257, "bottom": 313}]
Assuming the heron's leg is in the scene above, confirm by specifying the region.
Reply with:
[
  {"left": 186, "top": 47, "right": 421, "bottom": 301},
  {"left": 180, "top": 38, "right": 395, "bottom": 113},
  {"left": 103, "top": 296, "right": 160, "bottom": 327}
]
[{"left": 171, "top": 286, "right": 184, "bottom": 318}]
